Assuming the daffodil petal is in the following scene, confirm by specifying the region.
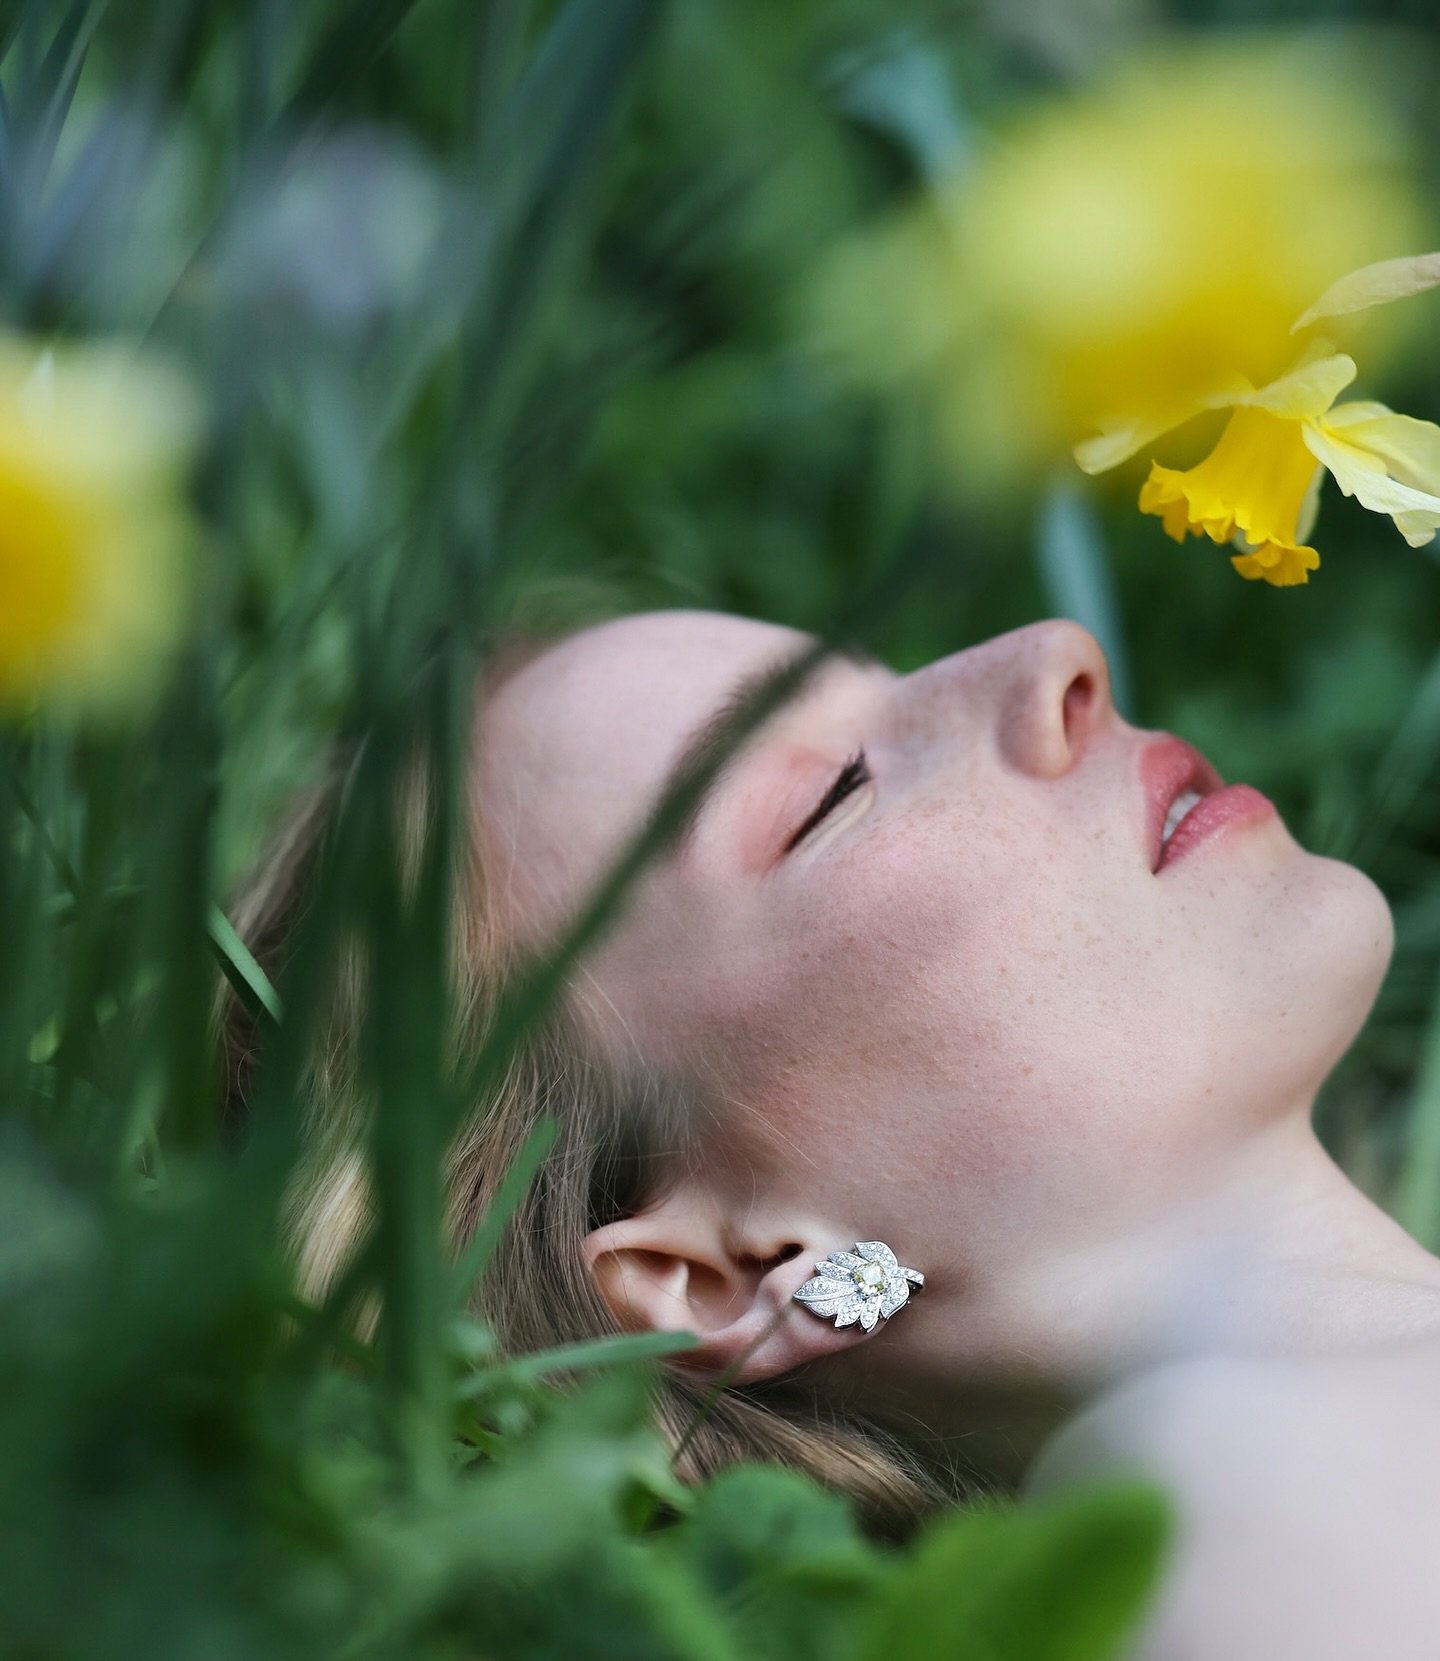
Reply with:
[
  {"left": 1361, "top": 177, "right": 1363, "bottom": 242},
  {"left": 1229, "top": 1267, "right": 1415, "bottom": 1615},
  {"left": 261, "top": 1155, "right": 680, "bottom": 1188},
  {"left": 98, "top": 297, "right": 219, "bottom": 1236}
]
[
  {"left": 1318, "top": 401, "right": 1440, "bottom": 495},
  {"left": 1075, "top": 366, "right": 1266, "bottom": 475},
  {"left": 1304, "top": 416, "right": 1440, "bottom": 547},
  {"left": 1230, "top": 542, "right": 1320, "bottom": 586},
  {"left": 0, "top": 339, "right": 197, "bottom": 719},
  {"left": 1237, "top": 352, "right": 1356, "bottom": 420},
  {"left": 1292, "top": 252, "right": 1440, "bottom": 334},
  {"left": 1140, "top": 464, "right": 1234, "bottom": 543},
  {"left": 1075, "top": 413, "right": 1182, "bottom": 475},
  {"left": 1139, "top": 406, "right": 1319, "bottom": 555}
]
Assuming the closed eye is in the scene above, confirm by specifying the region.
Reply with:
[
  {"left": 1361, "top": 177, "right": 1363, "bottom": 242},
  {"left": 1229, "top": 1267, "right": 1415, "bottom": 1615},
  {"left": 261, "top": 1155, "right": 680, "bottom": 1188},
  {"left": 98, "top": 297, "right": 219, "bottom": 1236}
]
[{"left": 782, "top": 750, "right": 870, "bottom": 852}]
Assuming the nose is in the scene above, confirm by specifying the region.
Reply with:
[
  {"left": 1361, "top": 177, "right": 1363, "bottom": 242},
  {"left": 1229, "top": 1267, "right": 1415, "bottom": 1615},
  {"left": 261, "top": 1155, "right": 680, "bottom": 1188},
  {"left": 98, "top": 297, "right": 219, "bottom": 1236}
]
[{"left": 991, "top": 620, "right": 1114, "bottom": 778}]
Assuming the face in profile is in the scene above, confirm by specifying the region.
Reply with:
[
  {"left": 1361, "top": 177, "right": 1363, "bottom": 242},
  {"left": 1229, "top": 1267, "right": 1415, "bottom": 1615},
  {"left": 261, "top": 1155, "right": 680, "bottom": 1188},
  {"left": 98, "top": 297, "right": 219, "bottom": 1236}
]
[{"left": 478, "top": 610, "right": 1393, "bottom": 1344}]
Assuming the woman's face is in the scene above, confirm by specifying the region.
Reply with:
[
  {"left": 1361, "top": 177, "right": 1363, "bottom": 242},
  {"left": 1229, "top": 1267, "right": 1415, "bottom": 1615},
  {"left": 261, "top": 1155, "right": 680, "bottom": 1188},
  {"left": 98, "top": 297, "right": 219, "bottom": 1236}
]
[{"left": 479, "top": 610, "right": 1391, "bottom": 1307}]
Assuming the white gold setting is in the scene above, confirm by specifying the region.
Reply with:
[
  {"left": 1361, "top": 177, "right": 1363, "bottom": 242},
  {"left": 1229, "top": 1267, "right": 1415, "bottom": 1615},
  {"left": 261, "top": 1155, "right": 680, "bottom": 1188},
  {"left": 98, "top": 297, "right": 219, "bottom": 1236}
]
[{"left": 791, "top": 1240, "right": 925, "bottom": 1333}]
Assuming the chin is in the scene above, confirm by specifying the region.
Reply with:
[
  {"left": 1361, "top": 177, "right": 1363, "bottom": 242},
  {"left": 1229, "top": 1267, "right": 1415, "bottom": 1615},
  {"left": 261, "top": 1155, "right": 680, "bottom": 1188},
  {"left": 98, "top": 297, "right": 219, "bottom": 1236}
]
[{"left": 1281, "top": 851, "right": 1394, "bottom": 1081}]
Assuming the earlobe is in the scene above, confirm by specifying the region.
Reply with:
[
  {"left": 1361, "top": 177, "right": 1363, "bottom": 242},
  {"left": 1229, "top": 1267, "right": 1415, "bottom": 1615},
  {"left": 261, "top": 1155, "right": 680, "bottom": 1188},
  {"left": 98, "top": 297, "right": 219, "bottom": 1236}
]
[{"left": 582, "top": 1197, "right": 881, "bottom": 1385}]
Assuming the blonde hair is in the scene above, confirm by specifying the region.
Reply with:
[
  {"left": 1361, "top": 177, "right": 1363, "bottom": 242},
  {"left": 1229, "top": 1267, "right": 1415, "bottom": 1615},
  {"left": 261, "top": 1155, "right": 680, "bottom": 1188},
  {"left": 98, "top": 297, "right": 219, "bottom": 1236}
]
[{"left": 219, "top": 642, "right": 952, "bottom": 1541}]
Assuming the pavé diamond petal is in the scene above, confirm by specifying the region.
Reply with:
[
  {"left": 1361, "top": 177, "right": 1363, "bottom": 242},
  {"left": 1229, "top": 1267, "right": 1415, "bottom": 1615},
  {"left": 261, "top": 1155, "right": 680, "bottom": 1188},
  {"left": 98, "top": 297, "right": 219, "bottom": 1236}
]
[
  {"left": 794, "top": 1274, "right": 855, "bottom": 1306},
  {"left": 792, "top": 1241, "right": 924, "bottom": 1329},
  {"left": 879, "top": 1282, "right": 909, "bottom": 1318}
]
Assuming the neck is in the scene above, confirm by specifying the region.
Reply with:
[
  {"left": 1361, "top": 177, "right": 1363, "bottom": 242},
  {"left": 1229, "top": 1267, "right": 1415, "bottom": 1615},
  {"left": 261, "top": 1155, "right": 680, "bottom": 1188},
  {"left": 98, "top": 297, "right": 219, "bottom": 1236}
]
[
  {"left": 865, "top": 1110, "right": 1440, "bottom": 1489},
  {"left": 1058, "top": 1111, "right": 1440, "bottom": 1376}
]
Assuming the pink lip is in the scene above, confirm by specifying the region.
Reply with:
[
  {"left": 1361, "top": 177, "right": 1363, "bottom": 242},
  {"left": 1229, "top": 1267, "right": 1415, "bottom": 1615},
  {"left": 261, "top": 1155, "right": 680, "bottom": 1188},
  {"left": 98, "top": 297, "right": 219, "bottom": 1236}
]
[{"left": 1140, "top": 735, "right": 1275, "bottom": 873}]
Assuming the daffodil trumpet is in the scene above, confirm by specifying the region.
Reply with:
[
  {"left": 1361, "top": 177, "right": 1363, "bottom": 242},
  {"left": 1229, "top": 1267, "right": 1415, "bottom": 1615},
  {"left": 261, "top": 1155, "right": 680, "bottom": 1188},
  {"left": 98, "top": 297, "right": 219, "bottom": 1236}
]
[{"left": 1077, "top": 253, "right": 1440, "bottom": 586}]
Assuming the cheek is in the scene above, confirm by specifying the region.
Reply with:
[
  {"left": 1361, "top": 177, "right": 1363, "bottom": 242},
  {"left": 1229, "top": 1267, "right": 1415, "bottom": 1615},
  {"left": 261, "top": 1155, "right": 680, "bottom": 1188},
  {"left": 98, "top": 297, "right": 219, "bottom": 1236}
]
[
  {"left": 696, "top": 807, "right": 1393, "bottom": 1199},
  {"left": 707, "top": 805, "right": 1109, "bottom": 1142}
]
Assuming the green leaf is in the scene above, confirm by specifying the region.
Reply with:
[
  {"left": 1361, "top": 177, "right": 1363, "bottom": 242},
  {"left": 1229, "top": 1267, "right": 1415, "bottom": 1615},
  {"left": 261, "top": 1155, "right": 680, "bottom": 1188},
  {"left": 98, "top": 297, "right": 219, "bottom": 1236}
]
[
  {"left": 854, "top": 1482, "right": 1171, "bottom": 1661},
  {"left": 671, "top": 1466, "right": 885, "bottom": 1661}
]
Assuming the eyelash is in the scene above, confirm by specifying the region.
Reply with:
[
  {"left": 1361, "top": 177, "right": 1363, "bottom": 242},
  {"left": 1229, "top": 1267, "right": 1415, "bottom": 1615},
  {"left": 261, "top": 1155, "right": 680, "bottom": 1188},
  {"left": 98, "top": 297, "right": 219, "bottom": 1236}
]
[{"left": 783, "top": 749, "right": 870, "bottom": 852}]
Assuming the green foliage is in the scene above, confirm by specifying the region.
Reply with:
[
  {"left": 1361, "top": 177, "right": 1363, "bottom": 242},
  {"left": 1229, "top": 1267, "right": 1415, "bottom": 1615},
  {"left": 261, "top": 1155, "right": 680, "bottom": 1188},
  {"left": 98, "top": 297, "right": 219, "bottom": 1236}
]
[
  {"left": 8, "top": 0, "right": 1440, "bottom": 1655},
  {"left": 855, "top": 1486, "right": 1171, "bottom": 1661},
  {"left": 0, "top": 1116, "right": 1168, "bottom": 1659}
]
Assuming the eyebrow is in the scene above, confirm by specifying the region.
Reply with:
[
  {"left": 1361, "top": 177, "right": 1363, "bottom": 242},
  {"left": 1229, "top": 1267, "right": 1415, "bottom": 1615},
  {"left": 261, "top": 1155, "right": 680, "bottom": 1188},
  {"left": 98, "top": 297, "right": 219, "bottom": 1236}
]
[{"left": 661, "top": 644, "right": 885, "bottom": 857}]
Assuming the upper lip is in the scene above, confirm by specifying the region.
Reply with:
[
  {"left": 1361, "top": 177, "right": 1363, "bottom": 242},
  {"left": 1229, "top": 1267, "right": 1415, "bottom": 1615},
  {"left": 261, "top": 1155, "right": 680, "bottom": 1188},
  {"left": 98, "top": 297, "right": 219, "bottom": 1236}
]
[{"left": 1140, "top": 735, "right": 1223, "bottom": 872}]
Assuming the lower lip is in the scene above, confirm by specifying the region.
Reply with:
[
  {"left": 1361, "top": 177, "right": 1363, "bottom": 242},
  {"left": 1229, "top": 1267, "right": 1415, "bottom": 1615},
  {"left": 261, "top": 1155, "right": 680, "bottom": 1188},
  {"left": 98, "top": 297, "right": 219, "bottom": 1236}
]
[{"left": 1156, "top": 784, "right": 1276, "bottom": 872}]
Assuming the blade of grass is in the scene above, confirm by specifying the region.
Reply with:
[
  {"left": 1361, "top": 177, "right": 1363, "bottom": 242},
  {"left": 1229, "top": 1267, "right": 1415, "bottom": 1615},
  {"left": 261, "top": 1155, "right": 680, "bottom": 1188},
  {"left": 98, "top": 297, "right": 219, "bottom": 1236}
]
[
  {"left": 0, "top": 738, "right": 50, "bottom": 1115},
  {"left": 45, "top": 741, "right": 126, "bottom": 1133},
  {"left": 1037, "top": 477, "right": 1133, "bottom": 719},
  {"left": 1331, "top": 646, "right": 1440, "bottom": 868},
  {"left": 364, "top": 653, "right": 466, "bottom": 1456},
  {"left": 382, "top": 0, "right": 665, "bottom": 480},
  {"left": 463, "top": 1330, "right": 700, "bottom": 1393},
  {"left": 671, "top": 1301, "right": 790, "bottom": 1471},
  {"left": 16, "top": 0, "right": 108, "bottom": 195},
  {"left": 277, "top": 1289, "right": 375, "bottom": 1373},
  {"left": 450, "top": 1114, "right": 558, "bottom": 1302},
  {"left": 147, "top": 654, "right": 223, "bottom": 1156},
  {"left": 278, "top": 0, "right": 431, "bottom": 128},
  {"left": 456, "top": 524, "right": 936, "bottom": 1122},
  {"left": 233, "top": 696, "right": 390, "bottom": 1196},
  {"left": 208, "top": 904, "right": 282, "bottom": 1026},
  {"left": 145, "top": 0, "right": 434, "bottom": 341},
  {"left": 1395, "top": 964, "right": 1440, "bottom": 1250}
]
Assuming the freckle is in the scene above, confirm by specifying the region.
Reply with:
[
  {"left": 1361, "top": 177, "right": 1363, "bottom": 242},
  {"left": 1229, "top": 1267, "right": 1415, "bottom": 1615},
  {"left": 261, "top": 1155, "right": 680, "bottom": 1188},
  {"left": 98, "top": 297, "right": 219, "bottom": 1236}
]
[{"left": 1022, "top": 1064, "right": 1034, "bottom": 1077}]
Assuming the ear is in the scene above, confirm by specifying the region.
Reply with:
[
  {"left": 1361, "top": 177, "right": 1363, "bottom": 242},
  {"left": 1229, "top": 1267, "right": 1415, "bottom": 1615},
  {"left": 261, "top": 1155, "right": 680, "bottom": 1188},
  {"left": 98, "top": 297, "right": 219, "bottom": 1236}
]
[{"left": 582, "top": 1185, "right": 874, "bottom": 1385}]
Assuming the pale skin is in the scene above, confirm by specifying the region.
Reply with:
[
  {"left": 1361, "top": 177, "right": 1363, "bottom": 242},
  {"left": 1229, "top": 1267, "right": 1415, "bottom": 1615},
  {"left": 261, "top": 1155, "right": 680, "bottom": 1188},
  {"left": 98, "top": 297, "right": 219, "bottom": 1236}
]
[{"left": 478, "top": 609, "right": 1440, "bottom": 1658}]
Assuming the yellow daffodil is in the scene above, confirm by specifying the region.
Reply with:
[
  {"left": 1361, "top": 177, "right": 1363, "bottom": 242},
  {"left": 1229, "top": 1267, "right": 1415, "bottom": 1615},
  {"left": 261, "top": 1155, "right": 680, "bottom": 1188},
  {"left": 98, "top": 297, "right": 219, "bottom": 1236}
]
[
  {"left": 810, "top": 35, "right": 1428, "bottom": 505},
  {"left": 0, "top": 338, "right": 197, "bottom": 719},
  {"left": 1079, "top": 256, "right": 1440, "bottom": 585}
]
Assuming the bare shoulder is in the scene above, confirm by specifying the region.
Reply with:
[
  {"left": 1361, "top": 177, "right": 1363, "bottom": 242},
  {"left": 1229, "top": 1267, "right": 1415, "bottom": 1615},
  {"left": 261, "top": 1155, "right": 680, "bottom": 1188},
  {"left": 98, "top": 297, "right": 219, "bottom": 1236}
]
[
  {"left": 1033, "top": 1340, "right": 1440, "bottom": 1487},
  {"left": 1028, "top": 1345, "right": 1440, "bottom": 1661}
]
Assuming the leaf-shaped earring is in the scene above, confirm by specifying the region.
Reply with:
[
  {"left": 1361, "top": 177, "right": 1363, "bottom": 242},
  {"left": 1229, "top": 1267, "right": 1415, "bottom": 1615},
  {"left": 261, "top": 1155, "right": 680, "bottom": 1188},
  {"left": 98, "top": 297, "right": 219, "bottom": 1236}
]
[{"left": 791, "top": 1240, "right": 925, "bottom": 1333}]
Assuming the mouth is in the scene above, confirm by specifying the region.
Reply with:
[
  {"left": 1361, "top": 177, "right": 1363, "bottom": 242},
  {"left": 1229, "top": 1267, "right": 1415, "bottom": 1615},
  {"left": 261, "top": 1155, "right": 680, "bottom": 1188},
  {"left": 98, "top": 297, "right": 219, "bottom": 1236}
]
[{"left": 1140, "top": 735, "right": 1273, "bottom": 873}]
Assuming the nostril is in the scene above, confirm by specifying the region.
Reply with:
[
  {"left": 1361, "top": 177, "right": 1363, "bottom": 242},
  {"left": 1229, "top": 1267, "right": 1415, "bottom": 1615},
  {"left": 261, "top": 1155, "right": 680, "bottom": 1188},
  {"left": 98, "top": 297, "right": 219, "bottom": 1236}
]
[{"left": 1062, "top": 671, "right": 1095, "bottom": 745}]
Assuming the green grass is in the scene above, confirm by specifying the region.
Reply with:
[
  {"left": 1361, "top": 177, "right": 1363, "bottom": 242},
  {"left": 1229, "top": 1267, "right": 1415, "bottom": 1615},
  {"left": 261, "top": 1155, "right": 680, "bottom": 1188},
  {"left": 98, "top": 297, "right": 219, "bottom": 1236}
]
[{"left": 4, "top": 0, "right": 1440, "bottom": 1655}]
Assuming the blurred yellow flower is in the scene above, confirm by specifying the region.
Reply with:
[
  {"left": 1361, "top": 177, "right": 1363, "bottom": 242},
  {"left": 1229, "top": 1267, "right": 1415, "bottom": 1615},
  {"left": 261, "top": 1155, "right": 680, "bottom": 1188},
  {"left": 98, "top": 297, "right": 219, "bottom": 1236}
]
[
  {"left": 812, "top": 34, "right": 1428, "bottom": 495},
  {"left": 0, "top": 339, "right": 197, "bottom": 719},
  {"left": 1088, "top": 260, "right": 1440, "bottom": 585}
]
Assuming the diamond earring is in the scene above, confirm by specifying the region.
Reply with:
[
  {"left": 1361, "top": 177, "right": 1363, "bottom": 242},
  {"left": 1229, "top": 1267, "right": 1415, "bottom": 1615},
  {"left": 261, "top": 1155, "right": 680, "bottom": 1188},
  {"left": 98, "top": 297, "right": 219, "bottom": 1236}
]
[{"left": 792, "top": 1240, "right": 925, "bottom": 1332}]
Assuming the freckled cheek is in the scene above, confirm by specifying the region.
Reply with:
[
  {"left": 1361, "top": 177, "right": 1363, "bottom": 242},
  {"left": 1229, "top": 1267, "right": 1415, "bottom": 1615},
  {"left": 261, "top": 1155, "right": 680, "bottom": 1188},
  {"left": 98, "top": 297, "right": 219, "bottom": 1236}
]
[
  {"left": 718, "top": 817, "right": 1023, "bottom": 1056},
  {"left": 803, "top": 810, "right": 1037, "bottom": 956},
  {"left": 714, "top": 810, "right": 1155, "bottom": 1113}
]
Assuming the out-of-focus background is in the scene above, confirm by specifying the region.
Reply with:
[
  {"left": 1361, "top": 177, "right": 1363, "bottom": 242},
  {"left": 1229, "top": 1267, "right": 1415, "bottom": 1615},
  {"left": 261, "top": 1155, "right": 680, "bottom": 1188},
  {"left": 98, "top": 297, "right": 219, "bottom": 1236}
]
[
  {"left": 4, "top": 2, "right": 1440, "bottom": 1656},
  {"left": 18, "top": 0, "right": 1440, "bottom": 1210}
]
